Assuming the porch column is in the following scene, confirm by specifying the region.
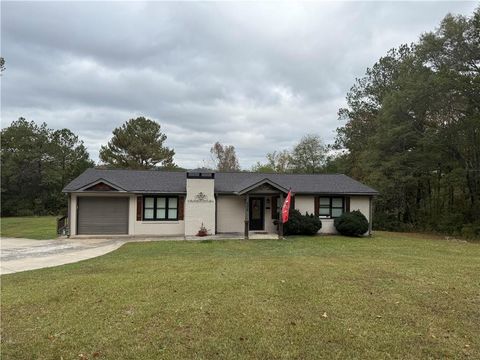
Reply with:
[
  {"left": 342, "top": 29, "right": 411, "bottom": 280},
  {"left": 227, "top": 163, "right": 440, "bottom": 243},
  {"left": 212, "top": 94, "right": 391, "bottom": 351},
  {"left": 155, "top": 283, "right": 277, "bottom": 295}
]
[
  {"left": 67, "top": 193, "right": 71, "bottom": 237},
  {"left": 244, "top": 194, "right": 249, "bottom": 239},
  {"left": 278, "top": 192, "right": 284, "bottom": 239}
]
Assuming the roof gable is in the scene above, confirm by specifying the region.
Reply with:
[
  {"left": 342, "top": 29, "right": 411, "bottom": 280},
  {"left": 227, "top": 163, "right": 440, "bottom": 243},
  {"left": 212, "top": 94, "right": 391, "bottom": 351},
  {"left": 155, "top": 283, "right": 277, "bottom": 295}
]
[
  {"left": 235, "top": 178, "right": 289, "bottom": 195},
  {"left": 82, "top": 180, "right": 121, "bottom": 192}
]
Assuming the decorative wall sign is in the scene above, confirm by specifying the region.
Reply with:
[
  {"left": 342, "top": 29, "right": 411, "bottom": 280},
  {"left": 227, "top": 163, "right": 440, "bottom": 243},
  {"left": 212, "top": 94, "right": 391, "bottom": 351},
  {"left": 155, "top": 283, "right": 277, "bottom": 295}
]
[{"left": 188, "top": 191, "right": 214, "bottom": 203}]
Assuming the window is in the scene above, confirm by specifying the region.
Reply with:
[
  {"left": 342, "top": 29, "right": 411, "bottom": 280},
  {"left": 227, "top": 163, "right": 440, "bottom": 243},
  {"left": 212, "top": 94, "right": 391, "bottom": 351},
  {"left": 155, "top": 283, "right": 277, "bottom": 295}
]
[
  {"left": 143, "top": 196, "right": 178, "bottom": 220},
  {"left": 318, "top": 197, "right": 344, "bottom": 218},
  {"left": 144, "top": 197, "right": 155, "bottom": 220}
]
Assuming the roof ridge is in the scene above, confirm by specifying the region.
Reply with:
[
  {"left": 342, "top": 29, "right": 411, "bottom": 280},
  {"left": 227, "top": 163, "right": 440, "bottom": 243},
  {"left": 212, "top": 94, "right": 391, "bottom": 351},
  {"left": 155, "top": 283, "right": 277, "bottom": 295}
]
[
  {"left": 216, "top": 171, "right": 345, "bottom": 176},
  {"left": 91, "top": 168, "right": 184, "bottom": 174},
  {"left": 90, "top": 168, "right": 346, "bottom": 176}
]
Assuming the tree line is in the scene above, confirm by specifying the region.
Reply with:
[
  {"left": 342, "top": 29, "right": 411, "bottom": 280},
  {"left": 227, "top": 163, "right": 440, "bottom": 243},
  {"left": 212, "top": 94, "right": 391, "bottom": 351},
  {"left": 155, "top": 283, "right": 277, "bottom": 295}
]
[
  {"left": 1, "top": 8, "right": 478, "bottom": 238},
  {"left": 329, "top": 9, "right": 480, "bottom": 237},
  {"left": 1, "top": 119, "right": 93, "bottom": 216}
]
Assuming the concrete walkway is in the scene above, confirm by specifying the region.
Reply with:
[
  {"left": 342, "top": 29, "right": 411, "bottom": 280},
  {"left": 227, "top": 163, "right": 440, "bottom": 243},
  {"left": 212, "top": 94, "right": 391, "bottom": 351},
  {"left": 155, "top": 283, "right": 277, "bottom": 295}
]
[
  {"left": 0, "top": 237, "right": 126, "bottom": 275},
  {"left": 0, "top": 233, "right": 279, "bottom": 275}
]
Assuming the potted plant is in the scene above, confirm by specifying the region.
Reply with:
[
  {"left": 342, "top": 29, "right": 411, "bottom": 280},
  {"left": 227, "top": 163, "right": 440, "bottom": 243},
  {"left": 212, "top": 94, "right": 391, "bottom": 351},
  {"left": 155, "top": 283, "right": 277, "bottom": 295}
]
[{"left": 196, "top": 223, "right": 208, "bottom": 237}]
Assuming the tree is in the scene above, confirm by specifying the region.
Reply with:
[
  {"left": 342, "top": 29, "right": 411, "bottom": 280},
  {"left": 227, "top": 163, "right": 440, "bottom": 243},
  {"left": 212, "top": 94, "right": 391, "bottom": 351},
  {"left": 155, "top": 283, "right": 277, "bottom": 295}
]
[
  {"left": 1, "top": 118, "right": 93, "bottom": 216},
  {"left": 1, "top": 118, "right": 50, "bottom": 215},
  {"left": 47, "top": 129, "right": 94, "bottom": 212},
  {"left": 251, "top": 150, "right": 292, "bottom": 173},
  {"left": 290, "top": 134, "right": 326, "bottom": 173},
  {"left": 333, "top": 8, "right": 480, "bottom": 236},
  {"left": 266, "top": 150, "right": 291, "bottom": 172},
  {"left": 0, "top": 57, "right": 5, "bottom": 73},
  {"left": 210, "top": 142, "right": 240, "bottom": 171},
  {"left": 251, "top": 162, "right": 275, "bottom": 173},
  {"left": 99, "top": 117, "right": 176, "bottom": 169}
]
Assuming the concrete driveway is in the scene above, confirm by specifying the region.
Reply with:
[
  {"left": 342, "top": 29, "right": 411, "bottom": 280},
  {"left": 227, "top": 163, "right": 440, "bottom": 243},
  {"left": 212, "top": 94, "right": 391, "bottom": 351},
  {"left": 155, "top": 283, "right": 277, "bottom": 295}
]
[{"left": 1, "top": 237, "right": 126, "bottom": 275}]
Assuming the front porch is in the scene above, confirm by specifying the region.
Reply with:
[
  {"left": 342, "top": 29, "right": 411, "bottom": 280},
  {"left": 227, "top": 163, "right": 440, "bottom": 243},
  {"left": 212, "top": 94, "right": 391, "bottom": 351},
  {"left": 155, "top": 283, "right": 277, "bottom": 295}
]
[{"left": 236, "top": 178, "right": 289, "bottom": 239}]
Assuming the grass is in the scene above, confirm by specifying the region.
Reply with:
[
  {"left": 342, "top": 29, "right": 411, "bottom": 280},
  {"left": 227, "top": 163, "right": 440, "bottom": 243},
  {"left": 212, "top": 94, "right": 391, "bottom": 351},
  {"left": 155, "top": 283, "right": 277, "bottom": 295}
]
[
  {"left": 0, "top": 216, "right": 57, "bottom": 240},
  {"left": 1, "top": 232, "right": 479, "bottom": 359}
]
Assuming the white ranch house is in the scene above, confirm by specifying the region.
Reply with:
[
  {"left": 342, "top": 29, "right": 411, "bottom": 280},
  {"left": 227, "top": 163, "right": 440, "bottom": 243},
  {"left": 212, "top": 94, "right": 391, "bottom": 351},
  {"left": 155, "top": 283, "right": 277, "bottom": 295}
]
[{"left": 63, "top": 169, "right": 378, "bottom": 238}]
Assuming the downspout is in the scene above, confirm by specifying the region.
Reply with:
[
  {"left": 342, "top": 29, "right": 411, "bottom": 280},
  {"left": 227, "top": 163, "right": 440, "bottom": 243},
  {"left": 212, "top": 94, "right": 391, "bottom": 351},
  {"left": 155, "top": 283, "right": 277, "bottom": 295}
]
[{"left": 368, "top": 196, "right": 373, "bottom": 236}]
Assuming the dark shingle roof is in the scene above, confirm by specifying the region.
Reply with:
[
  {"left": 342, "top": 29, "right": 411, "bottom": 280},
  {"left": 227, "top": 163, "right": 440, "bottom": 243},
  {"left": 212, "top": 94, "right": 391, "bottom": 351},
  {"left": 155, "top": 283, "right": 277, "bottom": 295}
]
[
  {"left": 214, "top": 172, "right": 378, "bottom": 194},
  {"left": 63, "top": 168, "right": 187, "bottom": 193},
  {"left": 63, "top": 168, "right": 378, "bottom": 195}
]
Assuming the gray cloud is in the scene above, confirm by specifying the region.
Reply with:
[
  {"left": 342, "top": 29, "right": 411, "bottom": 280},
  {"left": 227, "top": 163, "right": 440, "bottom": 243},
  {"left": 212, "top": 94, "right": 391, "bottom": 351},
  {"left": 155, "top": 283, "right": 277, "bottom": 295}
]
[{"left": 1, "top": 1, "right": 477, "bottom": 168}]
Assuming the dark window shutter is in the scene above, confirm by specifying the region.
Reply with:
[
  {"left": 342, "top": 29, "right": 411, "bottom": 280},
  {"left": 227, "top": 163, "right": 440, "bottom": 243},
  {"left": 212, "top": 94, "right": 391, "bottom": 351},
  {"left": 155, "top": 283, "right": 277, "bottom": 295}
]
[
  {"left": 314, "top": 196, "right": 319, "bottom": 217},
  {"left": 178, "top": 196, "right": 185, "bottom": 220},
  {"left": 271, "top": 196, "right": 278, "bottom": 219},
  {"left": 136, "top": 196, "right": 143, "bottom": 221},
  {"left": 291, "top": 195, "right": 295, "bottom": 210},
  {"left": 345, "top": 197, "right": 350, "bottom": 212}
]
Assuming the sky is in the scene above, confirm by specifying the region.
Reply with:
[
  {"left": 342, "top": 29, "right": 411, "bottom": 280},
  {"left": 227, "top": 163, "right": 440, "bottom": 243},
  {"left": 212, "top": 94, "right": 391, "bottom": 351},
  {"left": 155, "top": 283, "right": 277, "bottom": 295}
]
[{"left": 1, "top": 1, "right": 477, "bottom": 169}]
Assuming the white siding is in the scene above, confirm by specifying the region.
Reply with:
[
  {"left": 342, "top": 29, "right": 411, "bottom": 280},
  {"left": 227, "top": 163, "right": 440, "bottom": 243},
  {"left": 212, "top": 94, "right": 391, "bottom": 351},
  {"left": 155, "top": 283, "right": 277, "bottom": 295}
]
[
  {"left": 133, "top": 220, "right": 184, "bottom": 236},
  {"left": 320, "top": 219, "right": 337, "bottom": 234},
  {"left": 216, "top": 195, "right": 244, "bottom": 233},
  {"left": 295, "top": 195, "right": 315, "bottom": 215},
  {"left": 71, "top": 194, "right": 77, "bottom": 235},
  {"left": 265, "top": 197, "right": 277, "bottom": 233},
  {"left": 184, "top": 178, "right": 216, "bottom": 236},
  {"left": 350, "top": 196, "right": 370, "bottom": 222}
]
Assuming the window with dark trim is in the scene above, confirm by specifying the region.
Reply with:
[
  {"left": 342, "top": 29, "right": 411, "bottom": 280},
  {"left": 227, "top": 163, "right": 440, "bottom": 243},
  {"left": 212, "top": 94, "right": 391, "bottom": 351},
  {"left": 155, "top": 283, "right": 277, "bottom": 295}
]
[
  {"left": 319, "top": 197, "right": 344, "bottom": 218},
  {"left": 143, "top": 196, "right": 178, "bottom": 221}
]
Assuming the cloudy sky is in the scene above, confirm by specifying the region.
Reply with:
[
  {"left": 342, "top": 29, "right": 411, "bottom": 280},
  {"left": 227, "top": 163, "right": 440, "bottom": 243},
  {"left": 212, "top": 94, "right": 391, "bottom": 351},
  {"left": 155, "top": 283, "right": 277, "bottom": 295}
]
[{"left": 1, "top": 1, "right": 477, "bottom": 168}]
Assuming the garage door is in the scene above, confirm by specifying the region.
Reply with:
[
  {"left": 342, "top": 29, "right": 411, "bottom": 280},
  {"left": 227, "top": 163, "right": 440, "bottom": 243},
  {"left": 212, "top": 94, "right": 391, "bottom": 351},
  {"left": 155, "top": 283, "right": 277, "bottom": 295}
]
[{"left": 77, "top": 197, "right": 129, "bottom": 235}]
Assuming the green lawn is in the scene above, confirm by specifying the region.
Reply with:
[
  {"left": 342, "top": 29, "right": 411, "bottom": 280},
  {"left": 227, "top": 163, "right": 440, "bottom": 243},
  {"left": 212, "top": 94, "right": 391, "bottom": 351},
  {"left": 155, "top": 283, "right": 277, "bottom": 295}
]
[
  {"left": 1, "top": 216, "right": 58, "bottom": 240},
  {"left": 1, "top": 232, "right": 479, "bottom": 359}
]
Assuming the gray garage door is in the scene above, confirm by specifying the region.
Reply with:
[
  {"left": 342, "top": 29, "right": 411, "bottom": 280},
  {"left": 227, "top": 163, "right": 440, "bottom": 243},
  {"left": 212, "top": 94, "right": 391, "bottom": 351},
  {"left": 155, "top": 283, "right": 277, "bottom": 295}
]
[{"left": 77, "top": 197, "right": 129, "bottom": 235}]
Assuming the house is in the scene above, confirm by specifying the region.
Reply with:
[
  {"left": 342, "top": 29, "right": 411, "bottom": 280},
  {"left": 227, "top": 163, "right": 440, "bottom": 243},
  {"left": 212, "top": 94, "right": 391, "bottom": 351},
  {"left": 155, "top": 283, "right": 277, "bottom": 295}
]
[{"left": 62, "top": 168, "right": 378, "bottom": 238}]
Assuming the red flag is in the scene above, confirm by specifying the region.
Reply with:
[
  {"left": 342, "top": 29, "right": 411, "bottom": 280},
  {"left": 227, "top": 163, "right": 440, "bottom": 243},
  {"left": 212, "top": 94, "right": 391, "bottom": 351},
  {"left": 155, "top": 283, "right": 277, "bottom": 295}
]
[{"left": 282, "top": 190, "right": 292, "bottom": 223}]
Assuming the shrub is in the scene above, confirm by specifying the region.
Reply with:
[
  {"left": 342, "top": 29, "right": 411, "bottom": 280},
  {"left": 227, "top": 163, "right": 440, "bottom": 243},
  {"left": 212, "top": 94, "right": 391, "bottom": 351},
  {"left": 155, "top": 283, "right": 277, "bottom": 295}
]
[
  {"left": 284, "top": 209, "right": 322, "bottom": 236},
  {"left": 334, "top": 210, "right": 369, "bottom": 237}
]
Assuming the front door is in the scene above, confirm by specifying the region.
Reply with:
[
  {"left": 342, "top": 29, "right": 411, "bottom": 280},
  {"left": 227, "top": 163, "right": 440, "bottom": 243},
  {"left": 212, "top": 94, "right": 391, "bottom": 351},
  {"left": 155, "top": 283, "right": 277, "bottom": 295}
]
[{"left": 249, "top": 197, "right": 264, "bottom": 231}]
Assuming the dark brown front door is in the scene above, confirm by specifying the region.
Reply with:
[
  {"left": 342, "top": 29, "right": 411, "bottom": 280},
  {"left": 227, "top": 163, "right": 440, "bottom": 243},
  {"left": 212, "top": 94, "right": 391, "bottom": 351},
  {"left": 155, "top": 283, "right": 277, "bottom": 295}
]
[{"left": 249, "top": 197, "right": 264, "bottom": 231}]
